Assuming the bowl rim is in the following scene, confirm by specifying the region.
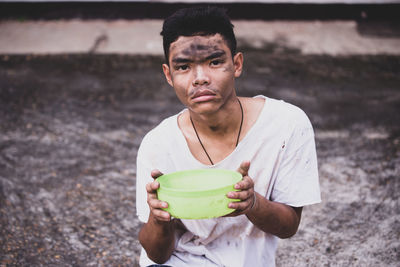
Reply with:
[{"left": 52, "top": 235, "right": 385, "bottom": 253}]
[{"left": 156, "top": 169, "right": 242, "bottom": 195}]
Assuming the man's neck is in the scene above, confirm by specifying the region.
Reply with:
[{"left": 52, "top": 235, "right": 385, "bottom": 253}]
[{"left": 188, "top": 96, "right": 242, "bottom": 137}]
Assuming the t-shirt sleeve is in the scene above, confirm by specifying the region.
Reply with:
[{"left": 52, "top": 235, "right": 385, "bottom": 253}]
[{"left": 270, "top": 110, "right": 321, "bottom": 207}]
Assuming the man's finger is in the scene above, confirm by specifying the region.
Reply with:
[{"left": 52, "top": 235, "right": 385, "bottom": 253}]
[
  {"left": 146, "top": 180, "right": 160, "bottom": 194},
  {"left": 148, "top": 198, "right": 168, "bottom": 209},
  {"left": 151, "top": 169, "right": 164, "bottom": 179},
  {"left": 236, "top": 161, "right": 250, "bottom": 177},
  {"left": 228, "top": 198, "right": 252, "bottom": 210},
  {"left": 227, "top": 189, "right": 253, "bottom": 201},
  {"left": 152, "top": 209, "right": 171, "bottom": 221},
  {"left": 234, "top": 175, "right": 254, "bottom": 190}
]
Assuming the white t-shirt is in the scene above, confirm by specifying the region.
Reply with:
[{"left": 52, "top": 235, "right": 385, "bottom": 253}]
[{"left": 136, "top": 96, "right": 321, "bottom": 267}]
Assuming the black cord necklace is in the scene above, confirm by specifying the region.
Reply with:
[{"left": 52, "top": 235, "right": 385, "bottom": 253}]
[{"left": 190, "top": 98, "right": 244, "bottom": 165}]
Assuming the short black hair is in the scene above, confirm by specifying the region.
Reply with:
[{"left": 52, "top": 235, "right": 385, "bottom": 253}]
[{"left": 160, "top": 6, "right": 237, "bottom": 64}]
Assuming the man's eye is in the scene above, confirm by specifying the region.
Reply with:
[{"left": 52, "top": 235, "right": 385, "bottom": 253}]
[
  {"left": 210, "top": 60, "right": 222, "bottom": 66},
  {"left": 176, "top": 65, "right": 189, "bottom": 71}
]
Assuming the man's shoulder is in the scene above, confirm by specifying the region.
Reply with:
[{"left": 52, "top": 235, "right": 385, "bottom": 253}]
[
  {"left": 275, "top": 99, "right": 308, "bottom": 120},
  {"left": 253, "top": 95, "right": 312, "bottom": 131},
  {"left": 142, "top": 113, "right": 179, "bottom": 142},
  {"left": 252, "top": 95, "right": 309, "bottom": 121},
  {"left": 269, "top": 98, "right": 315, "bottom": 140}
]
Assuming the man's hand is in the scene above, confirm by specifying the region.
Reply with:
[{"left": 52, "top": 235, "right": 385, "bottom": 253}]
[
  {"left": 226, "top": 161, "right": 256, "bottom": 216},
  {"left": 224, "top": 161, "right": 302, "bottom": 238},
  {"left": 139, "top": 169, "right": 176, "bottom": 264},
  {"left": 146, "top": 169, "right": 171, "bottom": 222}
]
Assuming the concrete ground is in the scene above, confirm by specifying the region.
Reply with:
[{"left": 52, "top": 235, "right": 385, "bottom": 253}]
[{"left": 0, "top": 20, "right": 399, "bottom": 266}]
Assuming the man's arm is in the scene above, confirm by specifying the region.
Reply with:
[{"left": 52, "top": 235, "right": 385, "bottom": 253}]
[
  {"left": 227, "top": 161, "right": 302, "bottom": 239},
  {"left": 246, "top": 193, "right": 302, "bottom": 238},
  {"left": 138, "top": 170, "right": 176, "bottom": 263}
]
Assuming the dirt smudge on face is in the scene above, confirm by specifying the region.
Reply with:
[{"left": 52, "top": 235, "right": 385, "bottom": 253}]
[{"left": 170, "top": 35, "right": 228, "bottom": 63}]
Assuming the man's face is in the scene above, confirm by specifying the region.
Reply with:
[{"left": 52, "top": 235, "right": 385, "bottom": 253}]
[{"left": 163, "top": 34, "right": 243, "bottom": 115}]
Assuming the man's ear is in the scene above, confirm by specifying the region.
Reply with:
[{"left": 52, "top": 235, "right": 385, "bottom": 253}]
[
  {"left": 162, "top": 64, "right": 174, "bottom": 87},
  {"left": 233, "top": 52, "right": 244, "bottom": 78}
]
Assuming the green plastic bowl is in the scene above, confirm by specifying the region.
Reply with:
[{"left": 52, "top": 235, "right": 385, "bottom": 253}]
[{"left": 156, "top": 169, "right": 242, "bottom": 219}]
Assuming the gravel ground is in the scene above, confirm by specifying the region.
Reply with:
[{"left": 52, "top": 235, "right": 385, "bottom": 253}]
[{"left": 0, "top": 47, "right": 399, "bottom": 266}]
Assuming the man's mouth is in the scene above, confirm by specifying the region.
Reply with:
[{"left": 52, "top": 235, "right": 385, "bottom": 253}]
[{"left": 191, "top": 89, "right": 217, "bottom": 102}]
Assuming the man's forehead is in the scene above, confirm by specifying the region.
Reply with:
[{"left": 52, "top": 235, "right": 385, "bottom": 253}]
[{"left": 169, "top": 34, "right": 229, "bottom": 58}]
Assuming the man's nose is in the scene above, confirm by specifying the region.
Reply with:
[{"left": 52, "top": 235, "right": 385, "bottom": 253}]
[{"left": 192, "top": 66, "right": 210, "bottom": 86}]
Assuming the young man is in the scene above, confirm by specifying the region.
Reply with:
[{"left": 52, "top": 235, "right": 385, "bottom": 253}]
[{"left": 136, "top": 6, "right": 321, "bottom": 267}]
